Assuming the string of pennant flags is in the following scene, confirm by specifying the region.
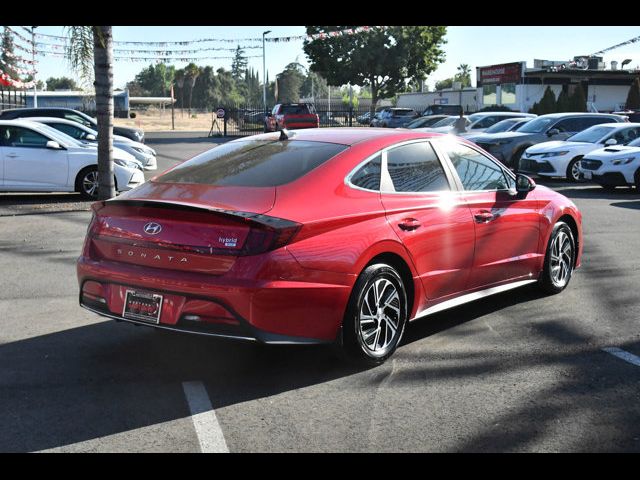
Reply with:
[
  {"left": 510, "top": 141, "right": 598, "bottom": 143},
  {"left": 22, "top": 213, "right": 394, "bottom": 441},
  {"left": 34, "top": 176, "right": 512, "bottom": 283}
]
[
  {"left": 0, "top": 69, "right": 36, "bottom": 88},
  {"left": 33, "top": 41, "right": 262, "bottom": 55},
  {"left": 30, "top": 26, "right": 388, "bottom": 46},
  {"left": 37, "top": 50, "right": 263, "bottom": 63},
  {"left": 591, "top": 34, "right": 640, "bottom": 56}
]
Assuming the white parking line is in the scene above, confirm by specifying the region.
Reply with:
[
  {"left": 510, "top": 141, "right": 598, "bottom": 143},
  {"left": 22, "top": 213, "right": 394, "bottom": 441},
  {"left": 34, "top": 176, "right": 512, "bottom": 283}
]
[
  {"left": 602, "top": 347, "right": 640, "bottom": 367},
  {"left": 182, "top": 381, "right": 229, "bottom": 453}
]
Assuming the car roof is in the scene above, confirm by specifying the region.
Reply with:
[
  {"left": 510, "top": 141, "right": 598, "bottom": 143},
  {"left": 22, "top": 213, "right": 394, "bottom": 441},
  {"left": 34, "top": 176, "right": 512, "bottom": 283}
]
[
  {"left": 539, "top": 112, "right": 624, "bottom": 119},
  {"left": 18, "top": 116, "right": 87, "bottom": 125},
  {"left": 234, "top": 127, "right": 449, "bottom": 147}
]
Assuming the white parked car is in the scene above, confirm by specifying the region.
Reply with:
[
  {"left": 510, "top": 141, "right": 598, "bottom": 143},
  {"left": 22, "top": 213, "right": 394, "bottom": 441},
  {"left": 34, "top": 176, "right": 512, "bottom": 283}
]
[
  {"left": 0, "top": 120, "right": 145, "bottom": 199},
  {"left": 24, "top": 117, "right": 157, "bottom": 170},
  {"left": 579, "top": 137, "right": 640, "bottom": 190},
  {"left": 519, "top": 123, "right": 640, "bottom": 182}
]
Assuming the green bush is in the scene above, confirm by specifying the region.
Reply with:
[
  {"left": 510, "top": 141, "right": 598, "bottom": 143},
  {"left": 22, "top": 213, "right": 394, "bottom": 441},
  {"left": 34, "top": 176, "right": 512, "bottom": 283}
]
[{"left": 626, "top": 77, "right": 640, "bottom": 110}]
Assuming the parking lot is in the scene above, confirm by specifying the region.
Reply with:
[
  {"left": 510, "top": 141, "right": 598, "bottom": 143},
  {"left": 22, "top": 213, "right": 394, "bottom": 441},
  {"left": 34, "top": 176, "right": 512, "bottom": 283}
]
[{"left": 1, "top": 131, "right": 639, "bottom": 452}]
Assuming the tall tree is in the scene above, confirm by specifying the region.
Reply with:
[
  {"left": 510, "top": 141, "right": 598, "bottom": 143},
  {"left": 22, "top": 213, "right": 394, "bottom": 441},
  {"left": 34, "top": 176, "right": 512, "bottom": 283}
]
[
  {"left": 66, "top": 26, "right": 115, "bottom": 200},
  {"left": 626, "top": 77, "right": 640, "bottom": 110},
  {"left": 0, "top": 27, "right": 18, "bottom": 78},
  {"left": 304, "top": 26, "right": 447, "bottom": 116},
  {"left": 456, "top": 63, "right": 471, "bottom": 87},
  {"left": 539, "top": 86, "right": 557, "bottom": 114},
  {"left": 174, "top": 68, "right": 185, "bottom": 112},
  {"left": 46, "top": 76, "right": 79, "bottom": 91},
  {"left": 569, "top": 84, "right": 587, "bottom": 112},
  {"left": 276, "top": 63, "right": 306, "bottom": 103},
  {"left": 185, "top": 63, "right": 200, "bottom": 114},
  {"left": 231, "top": 45, "right": 248, "bottom": 81}
]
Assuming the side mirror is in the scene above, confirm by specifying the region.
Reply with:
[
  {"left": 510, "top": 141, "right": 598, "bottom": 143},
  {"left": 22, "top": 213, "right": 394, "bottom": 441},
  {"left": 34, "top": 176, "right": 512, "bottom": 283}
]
[
  {"left": 85, "top": 134, "right": 97, "bottom": 141},
  {"left": 45, "top": 140, "right": 62, "bottom": 150},
  {"left": 516, "top": 173, "right": 536, "bottom": 193},
  {"left": 604, "top": 138, "right": 617, "bottom": 145},
  {"left": 547, "top": 128, "right": 560, "bottom": 137}
]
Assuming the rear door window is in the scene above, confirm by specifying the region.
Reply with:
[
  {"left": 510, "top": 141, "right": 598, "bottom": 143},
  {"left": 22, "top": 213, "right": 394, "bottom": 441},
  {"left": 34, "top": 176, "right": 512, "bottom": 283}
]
[
  {"left": 385, "top": 142, "right": 450, "bottom": 193},
  {"left": 442, "top": 142, "right": 511, "bottom": 191},
  {"left": 157, "top": 140, "right": 348, "bottom": 187}
]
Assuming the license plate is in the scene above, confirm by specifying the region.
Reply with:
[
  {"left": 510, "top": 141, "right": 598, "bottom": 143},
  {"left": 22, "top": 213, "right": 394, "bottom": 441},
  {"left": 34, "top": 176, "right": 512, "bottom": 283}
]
[
  {"left": 583, "top": 171, "right": 592, "bottom": 180},
  {"left": 123, "top": 290, "right": 163, "bottom": 324}
]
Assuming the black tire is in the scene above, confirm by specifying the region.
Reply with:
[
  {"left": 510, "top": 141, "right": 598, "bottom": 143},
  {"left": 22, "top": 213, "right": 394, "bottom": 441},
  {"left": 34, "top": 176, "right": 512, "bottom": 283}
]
[
  {"left": 635, "top": 169, "right": 640, "bottom": 191},
  {"left": 75, "top": 166, "right": 99, "bottom": 200},
  {"left": 340, "top": 263, "right": 408, "bottom": 366},
  {"left": 566, "top": 157, "right": 583, "bottom": 183},
  {"left": 538, "top": 222, "right": 576, "bottom": 295}
]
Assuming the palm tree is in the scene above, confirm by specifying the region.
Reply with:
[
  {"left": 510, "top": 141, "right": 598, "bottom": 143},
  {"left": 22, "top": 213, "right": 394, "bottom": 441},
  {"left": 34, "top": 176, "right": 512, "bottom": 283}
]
[
  {"left": 185, "top": 63, "right": 200, "bottom": 116},
  {"left": 456, "top": 63, "right": 471, "bottom": 87},
  {"left": 66, "top": 26, "right": 115, "bottom": 200},
  {"left": 174, "top": 69, "right": 185, "bottom": 117}
]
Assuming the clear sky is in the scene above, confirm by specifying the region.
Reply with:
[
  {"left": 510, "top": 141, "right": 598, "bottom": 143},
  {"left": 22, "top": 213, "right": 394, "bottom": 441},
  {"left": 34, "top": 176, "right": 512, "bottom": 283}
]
[{"left": 12, "top": 26, "right": 640, "bottom": 91}]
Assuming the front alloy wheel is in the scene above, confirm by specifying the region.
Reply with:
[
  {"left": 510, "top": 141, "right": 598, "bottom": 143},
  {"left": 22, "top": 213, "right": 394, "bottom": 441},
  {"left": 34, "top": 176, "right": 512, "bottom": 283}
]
[
  {"left": 539, "top": 221, "right": 575, "bottom": 294},
  {"left": 566, "top": 158, "right": 583, "bottom": 183},
  {"left": 341, "top": 263, "right": 408, "bottom": 365}
]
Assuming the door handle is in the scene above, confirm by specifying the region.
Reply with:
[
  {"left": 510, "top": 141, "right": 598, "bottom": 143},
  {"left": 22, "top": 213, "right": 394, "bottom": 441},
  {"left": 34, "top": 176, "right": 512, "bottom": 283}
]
[
  {"left": 474, "top": 211, "right": 495, "bottom": 223},
  {"left": 398, "top": 218, "right": 421, "bottom": 231},
  {"left": 5, "top": 153, "right": 18, "bottom": 158}
]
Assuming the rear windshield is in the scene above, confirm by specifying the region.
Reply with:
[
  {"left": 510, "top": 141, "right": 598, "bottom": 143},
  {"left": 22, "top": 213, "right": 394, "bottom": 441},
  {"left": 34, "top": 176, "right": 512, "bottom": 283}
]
[
  {"left": 281, "top": 105, "right": 312, "bottom": 115},
  {"left": 157, "top": 139, "right": 348, "bottom": 187}
]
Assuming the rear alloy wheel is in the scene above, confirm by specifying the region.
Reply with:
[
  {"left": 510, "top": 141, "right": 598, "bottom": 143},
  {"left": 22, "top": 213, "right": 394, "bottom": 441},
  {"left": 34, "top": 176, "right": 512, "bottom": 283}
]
[
  {"left": 538, "top": 222, "right": 575, "bottom": 294},
  {"left": 566, "top": 157, "right": 583, "bottom": 183},
  {"left": 341, "top": 263, "right": 408, "bottom": 366}
]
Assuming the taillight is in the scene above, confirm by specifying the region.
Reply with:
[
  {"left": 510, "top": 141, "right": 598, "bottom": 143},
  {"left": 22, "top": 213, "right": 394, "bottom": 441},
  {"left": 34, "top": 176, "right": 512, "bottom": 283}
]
[{"left": 241, "top": 220, "right": 301, "bottom": 255}]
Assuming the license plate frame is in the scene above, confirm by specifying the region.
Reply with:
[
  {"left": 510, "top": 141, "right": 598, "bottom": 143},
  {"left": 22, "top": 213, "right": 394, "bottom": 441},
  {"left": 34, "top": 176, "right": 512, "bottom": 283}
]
[{"left": 123, "top": 289, "right": 163, "bottom": 324}]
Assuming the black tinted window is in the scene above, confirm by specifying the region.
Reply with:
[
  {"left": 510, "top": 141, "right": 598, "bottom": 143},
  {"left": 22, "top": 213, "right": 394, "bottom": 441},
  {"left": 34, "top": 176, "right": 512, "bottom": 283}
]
[
  {"left": 158, "top": 140, "right": 348, "bottom": 187},
  {"left": 350, "top": 154, "right": 381, "bottom": 191},
  {"left": 0, "top": 126, "right": 49, "bottom": 148},
  {"left": 444, "top": 143, "right": 510, "bottom": 191},
  {"left": 385, "top": 142, "right": 449, "bottom": 193}
]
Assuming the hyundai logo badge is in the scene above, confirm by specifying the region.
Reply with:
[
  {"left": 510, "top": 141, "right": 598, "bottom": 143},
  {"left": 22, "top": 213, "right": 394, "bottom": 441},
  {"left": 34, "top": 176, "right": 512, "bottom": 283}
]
[{"left": 143, "top": 222, "right": 162, "bottom": 235}]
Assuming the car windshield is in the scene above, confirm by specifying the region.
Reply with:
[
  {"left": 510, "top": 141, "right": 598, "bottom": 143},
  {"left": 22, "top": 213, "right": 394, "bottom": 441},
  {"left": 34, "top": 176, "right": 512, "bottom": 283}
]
[
  {"left": 626, "top": 137, "right": 640, "bottom": 147},
  {"left": 516, "top": 116, "right": 557, "bottom": 133},
  {"left": 157, "top": 140, "right": 348, "bottom": 187},
  {"left": 567, "top": 125, "right": 616, "bottom": 143},
  {"left": 484, "top": 119, "right": 521, "bottom": 134},
  {"left": 406, "top": 117, "right": 431, "bottom": 128},
  {"left": 432, "top": 117, "right": 457, "bottom": 127}
]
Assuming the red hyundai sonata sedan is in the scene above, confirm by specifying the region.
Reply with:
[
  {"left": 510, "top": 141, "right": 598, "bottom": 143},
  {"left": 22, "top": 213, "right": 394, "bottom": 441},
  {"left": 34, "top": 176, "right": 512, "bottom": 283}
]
[{"left": 77, "top": 128, "right": 583, "bottom": 365}]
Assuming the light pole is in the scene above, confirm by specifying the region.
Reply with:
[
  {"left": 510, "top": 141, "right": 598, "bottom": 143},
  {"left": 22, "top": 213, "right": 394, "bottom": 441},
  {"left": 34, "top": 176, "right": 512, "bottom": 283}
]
[
  {"left": 31, "top": 26, "right": 37, "bottom": 108},
  {"left": 262, "top": 30, "right": 271, "bottom": 111}
]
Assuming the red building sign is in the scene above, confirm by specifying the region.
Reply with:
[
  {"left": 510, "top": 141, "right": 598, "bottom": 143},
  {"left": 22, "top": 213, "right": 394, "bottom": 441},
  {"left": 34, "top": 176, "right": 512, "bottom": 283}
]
[{"left": 479, "top": 62, "right": 523, "bottom": 85}]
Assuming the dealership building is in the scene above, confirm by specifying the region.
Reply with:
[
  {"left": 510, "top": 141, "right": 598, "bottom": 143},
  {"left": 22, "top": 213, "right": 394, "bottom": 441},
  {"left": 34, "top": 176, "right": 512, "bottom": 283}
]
[{"left": 398, "top": 58, "right": 640, "bottom": 113}]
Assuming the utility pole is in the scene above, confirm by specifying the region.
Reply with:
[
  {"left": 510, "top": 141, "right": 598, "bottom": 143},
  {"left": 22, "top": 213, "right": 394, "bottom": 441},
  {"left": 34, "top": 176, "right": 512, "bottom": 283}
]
[
  {"left": 31, "top": 26, "right": 37, "bottom": 107},
  {"left": 262, "top": 30, "right": 271, "bottom": 112}
]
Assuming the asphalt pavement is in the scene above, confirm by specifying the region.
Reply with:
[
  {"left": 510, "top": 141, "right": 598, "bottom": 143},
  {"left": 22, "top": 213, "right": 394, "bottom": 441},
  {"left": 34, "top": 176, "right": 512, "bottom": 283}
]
[{"left": 0, "top": 132, "right": 639, "bottom": 452}]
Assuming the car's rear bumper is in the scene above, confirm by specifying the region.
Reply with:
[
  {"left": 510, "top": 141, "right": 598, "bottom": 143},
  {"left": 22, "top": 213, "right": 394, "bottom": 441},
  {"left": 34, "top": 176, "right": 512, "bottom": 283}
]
[{"left": 77, "top": 255, "right": 352, "bottom": 344}]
